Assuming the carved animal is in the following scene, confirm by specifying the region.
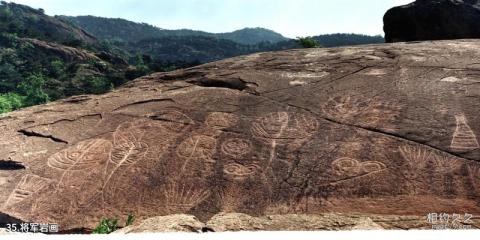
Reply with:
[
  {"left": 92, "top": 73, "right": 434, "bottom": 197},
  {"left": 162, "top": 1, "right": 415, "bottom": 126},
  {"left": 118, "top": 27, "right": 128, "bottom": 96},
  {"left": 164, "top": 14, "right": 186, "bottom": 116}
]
[{"left": 1, "top": 40, "right": 480, "bottom": 231}]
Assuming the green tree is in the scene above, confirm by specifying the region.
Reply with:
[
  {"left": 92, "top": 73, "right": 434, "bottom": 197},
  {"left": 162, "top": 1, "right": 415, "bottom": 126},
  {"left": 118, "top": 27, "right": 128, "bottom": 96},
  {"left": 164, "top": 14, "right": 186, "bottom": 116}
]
[
  {"left": 49, "top": 59, "right": 66, "bottom": 78},
  {"left": 0, "top": 96, "right": 11, "bottom": 113},
  {"left": 0, "top": 92, "right": 25, "bottom": 113},
  {"left": 296, "top": 37, "right": 321, "bottom": 48},
  {"left": 18, "top": 73, "right": 49, "bottom": 106},
  {"left": 83, "top": 76, "right": 113, "bottom": 94},
  {"left": 134, "top": 54, "right": 150, "bottom": 74}
]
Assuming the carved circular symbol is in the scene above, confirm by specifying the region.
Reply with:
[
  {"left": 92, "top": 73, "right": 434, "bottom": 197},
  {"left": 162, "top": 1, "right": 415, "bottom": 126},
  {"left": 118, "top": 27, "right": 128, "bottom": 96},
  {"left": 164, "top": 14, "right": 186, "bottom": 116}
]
[
  {"left": 221, "top": 138, "right": 252, "bottom": 158},
  {"left": 177, "top": 135, "right": 217, "bottom": 159},
  {"left": 205, "top": 112, "right": 238, "bottom": 130},
  {"left": 223, "top": 163, "right": 259, "bottom": 180},
  {"left": 152, "top": 110, "right": 194, "bottom": 133},
  {"left": 48, "top": 139, "right": 112, "bottom": 171},
  {"left": 331, "top": 157, "right": 361, "bottom": 176},
  {"left": 361, "top": 161, "right": 386, "bottom": 173}
]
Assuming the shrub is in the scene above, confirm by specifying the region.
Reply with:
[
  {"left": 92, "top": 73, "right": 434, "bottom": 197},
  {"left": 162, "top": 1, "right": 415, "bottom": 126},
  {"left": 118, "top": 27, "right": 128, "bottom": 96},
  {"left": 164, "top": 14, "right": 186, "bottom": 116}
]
[
  {"left": 92, "top": 218, "right": 118, "bottom": 234},
  {"left": 49, "top": 59, "right": 66, "bottom": 78},
  {"left": 83, "top": 76, "right": 113, "bottom": 94},
  {"left": 0, "top": 92, "right": 25, "bottom": 113},
  {"left": 92, "top": 214, "right": 135, "bottom": 234},
  {"left": 126, "top": 213, "right": 135, "bottom": 226},
  {"left": 296, "top": 37, "right": 321, "bottom": 48},
  {"left": 0, "top": 95, "right": 12, "bottom": 114},
  {"left": 18, "top": 73, "right": 49, "bottom": 106}
]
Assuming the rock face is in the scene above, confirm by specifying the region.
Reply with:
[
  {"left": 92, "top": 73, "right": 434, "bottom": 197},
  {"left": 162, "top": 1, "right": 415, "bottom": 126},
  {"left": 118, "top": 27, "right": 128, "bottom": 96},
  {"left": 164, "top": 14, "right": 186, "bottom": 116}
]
[
  {"left": 116, "top": 212, "right": 478, "bottom": 232},
  {"left": 114, "top": 214, "right": 204, "bottom": 233},
  {"left": 205, "top": 213, "right": 385, "bottom": 231},
  {"left": 1, "top": 40, "right": 480, "bottom": 232},
  {"left": 24, "top": 38, "right": 102, "bottom": 62},
  {"left": 384, "top": 0, "right": 480, "bottom": 43}
]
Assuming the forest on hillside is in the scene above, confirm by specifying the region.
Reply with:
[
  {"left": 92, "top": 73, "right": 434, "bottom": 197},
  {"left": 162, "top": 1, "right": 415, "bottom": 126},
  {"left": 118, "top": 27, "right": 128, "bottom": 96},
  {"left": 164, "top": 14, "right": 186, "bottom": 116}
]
[{"left": 0, "top": 2, "right": 384, "bottom": 114}]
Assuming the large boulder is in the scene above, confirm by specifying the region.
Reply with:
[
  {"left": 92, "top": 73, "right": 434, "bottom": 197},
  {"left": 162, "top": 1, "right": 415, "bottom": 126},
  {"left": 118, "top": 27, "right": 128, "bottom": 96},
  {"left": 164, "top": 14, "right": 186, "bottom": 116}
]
[
  {"left": 0, "top": 40, "right": 480, "bottom": 232},
  {"left": 384, "top": 0, "right": 480, "bottom": 43}
]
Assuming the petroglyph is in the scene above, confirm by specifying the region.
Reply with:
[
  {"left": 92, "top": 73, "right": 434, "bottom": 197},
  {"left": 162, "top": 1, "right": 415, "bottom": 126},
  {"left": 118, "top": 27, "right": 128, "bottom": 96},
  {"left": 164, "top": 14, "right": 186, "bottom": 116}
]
[
  {"left": 431, "top": 154, "right": 463, "bottom": 173},
  {"left": 223, "top": 163, "right": 260, "bottom": 180},
  {"left": 399, "top": 145, "right": 462, "bottom": 173},
  {"left": 251, "top": 111, "right": 289, "bottom": 173},
  {"left": 163, "top": 181, "right": 210, "bottom": 213},
  {"left": 103, "top": 119, "right": 176, "bottom": 197},
  {"left": 177, "top": 135, "right": 217, "bottom": 172},
  {"left": 289, "top": 80, "right": 307, "bottom": 86},
  {"left": 4, "top": 174, "right": 52, "bottom": 208},
  {"left": 322, "top": 95, "right": 401, "bottom": 127},
  {"left": 450, "top": 114, "right": 479, "bottom": 152},
  {"left": 221, "top": 138, "right": 252, "bottom": 158},
  {"left": 331, "top": 158, "right": 386, "bottom": 178},
  {"left": 251, "top": 112, "right": 318, "bottom": 182},
  {"left": 205, "top": 112, "right": 238, "bottom": 130},
  {"left": 111, "top": 121, "right": 149, "bottom": 166},
  {"left": 398, "top": 145, "right": 432, "bottom": 169},
  {"left": 441, "top": 77, "right": 462, "bottom": 83},
  {"left": 323, "top": 95, "right": 366, "bottom": 119},
  {"left": 283, "top": 114, "right": 318, "bottom": 151},
  {"left": 332, "top": 157, "right": 362, "bottom": 177},
  {"left": 48, "top": 139, "right": 112, "bottom": 171},
  {"left": 150, "top": 110, "right": 194, "bottom": 133},
  {"left": 467, "top": 163, "right": 480, "bottom": 188},
  {"left": 252, "top": 112, "right": 318, "bottom": 145},
  {"left": 361, "top": 161, "right": 387, "bottom": 173},
  {"left": 177, "top": 135, "right": 217, "bottom": 160},
  {"left": 23, "top": 150, "right": 48, "bottom": 157},
  {"left": 399, "top": 144, "right": 465, "bottom": 195},
  {"left": 251, "top": 112, "right": 289, "bottom": 146},
  {"left": 363, "top": 69, "right": 387, "bottom": 76},
  {"left": 48, "top": 138, "right": 112, "bottom": 188},
  {"left": 281, "top": 72, "right": 329, "bottom": 79}
]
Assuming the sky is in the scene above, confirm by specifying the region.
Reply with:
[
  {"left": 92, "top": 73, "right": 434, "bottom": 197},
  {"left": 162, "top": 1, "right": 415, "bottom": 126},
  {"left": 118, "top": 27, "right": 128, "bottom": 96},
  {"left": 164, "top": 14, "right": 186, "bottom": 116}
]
[{"left": 8, "top": 0, "right": 414, "bottom": 38}]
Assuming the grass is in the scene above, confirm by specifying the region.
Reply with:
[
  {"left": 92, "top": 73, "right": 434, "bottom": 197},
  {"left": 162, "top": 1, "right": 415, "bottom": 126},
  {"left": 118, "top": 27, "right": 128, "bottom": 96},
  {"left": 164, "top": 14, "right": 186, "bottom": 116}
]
[{"left": 92, "top": 213, "right": 135, "bottom": 234}]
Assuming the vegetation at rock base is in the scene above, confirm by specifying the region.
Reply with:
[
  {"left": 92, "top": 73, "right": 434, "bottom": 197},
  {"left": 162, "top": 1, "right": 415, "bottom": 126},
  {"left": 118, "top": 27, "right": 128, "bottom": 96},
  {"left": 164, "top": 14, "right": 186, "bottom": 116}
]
[
  {"left": 0, "top": 92, "right": 24, "bottom": 113},
  {"left": 92, "top": 218, "right": 119, "bottom": 234},
  {"left": 126, "top": 213, "right": 135, "bottom": 227},
  {"left": 92, "top": 214, "right": 135, "bottom": 234}
]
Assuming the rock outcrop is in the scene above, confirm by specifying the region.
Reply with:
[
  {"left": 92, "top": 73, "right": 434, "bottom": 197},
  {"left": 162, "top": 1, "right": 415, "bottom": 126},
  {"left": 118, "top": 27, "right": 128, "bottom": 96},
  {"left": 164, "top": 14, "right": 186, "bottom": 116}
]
[
  {"left": 1, "top": 40, "right": 480, "bottom": 232},
  {"left": 384, "top": 0, "right": 480, "bottom": 43},
  {"left": 116, "top": 212, "right": 479, "bottom": 232},
  {"left": 114, "top": 214, "right": 204, "bottom": 233},
  {"left": 24, "top": 38, "right": 102, "bottom": 62},
  {"left": 205, "top": 213, "right": 385, "bottom": 231}
]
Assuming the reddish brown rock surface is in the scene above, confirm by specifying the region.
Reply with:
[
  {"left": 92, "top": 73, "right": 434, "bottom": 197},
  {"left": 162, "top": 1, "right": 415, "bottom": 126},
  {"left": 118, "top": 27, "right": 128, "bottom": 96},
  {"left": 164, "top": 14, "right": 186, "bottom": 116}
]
[{"left": 1, "top": 40, "right": 480, "bottom": 231}]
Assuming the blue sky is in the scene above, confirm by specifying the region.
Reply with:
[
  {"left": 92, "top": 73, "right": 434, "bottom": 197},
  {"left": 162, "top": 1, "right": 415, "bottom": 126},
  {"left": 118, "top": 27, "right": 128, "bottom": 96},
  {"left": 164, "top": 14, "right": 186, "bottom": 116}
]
[{"left": 9, "top": 0, "right": 414, "bottom": 38}]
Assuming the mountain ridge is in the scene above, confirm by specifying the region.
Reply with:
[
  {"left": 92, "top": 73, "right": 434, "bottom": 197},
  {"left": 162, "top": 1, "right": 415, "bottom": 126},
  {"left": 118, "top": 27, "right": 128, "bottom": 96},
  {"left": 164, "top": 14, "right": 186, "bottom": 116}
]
[{"left": 60, "top": 15, "right": 289, "bottom": 45}]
